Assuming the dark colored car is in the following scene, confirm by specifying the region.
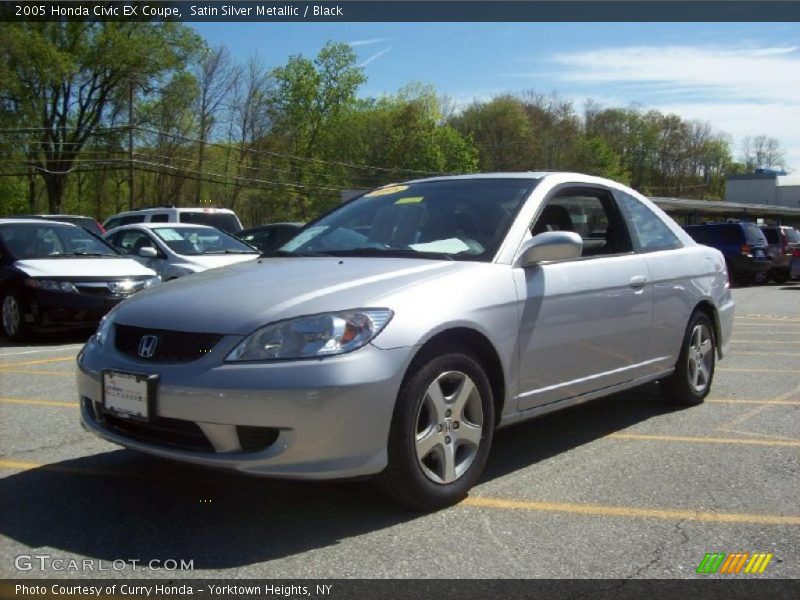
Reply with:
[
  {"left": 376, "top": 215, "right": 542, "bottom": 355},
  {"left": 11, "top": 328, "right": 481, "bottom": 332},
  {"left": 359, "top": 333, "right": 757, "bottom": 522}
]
[
  {"left": 683, "top": 222, "right": 771, "bottom": 286},
  {"left": 237, "top": 222, "right": 304, "bottom": 254},
  {"left": 20, "top": 214, "right": 105, "bottom": 237},
  {"left": 0, "top": 219, "right": 159, "bottom": 340},
  {"left": 759, "top": 225, "right": 800, "bottom": 283}
]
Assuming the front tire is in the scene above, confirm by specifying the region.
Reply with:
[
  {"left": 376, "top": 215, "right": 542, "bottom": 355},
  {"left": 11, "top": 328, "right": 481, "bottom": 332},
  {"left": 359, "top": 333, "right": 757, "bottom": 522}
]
[
  {"left": 660, "top": 312, "right": 716, "bottom": 405},
  {"left": 377, "top": 347, "right": 495, "bottom": 510},
  {"left": 1, "top": 291, "right": 31, "bottom": 341}
]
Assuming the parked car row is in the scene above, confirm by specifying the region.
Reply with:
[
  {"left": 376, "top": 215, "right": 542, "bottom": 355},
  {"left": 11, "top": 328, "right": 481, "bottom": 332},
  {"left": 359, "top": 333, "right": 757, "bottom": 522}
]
[
  {"left": 0, "top": 207, "right": 306, "bottom": 339},
  {"left": 682, "top": 221, "right": 800, "bottom": 286}
]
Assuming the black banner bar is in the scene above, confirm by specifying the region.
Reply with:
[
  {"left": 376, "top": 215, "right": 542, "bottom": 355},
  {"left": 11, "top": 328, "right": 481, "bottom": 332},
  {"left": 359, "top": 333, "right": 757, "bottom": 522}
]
[
  {"left": 2, "top": 1, "right": 800, "bottom": 23},
  {"left": 2, "top": 580, "right": 800, "bottom": 600}
]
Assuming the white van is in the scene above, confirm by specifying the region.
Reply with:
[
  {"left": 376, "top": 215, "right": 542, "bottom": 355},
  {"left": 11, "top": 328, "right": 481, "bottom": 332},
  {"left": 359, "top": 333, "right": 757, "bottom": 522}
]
[{"left": 103, "top": 207, "right": 243, "bottom": 234}]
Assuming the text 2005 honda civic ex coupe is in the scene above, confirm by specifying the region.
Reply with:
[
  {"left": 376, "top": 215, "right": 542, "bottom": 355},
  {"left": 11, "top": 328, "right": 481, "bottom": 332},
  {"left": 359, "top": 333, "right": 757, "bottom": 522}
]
[{"left": 78, "top": 173, "right": 734, "bottom": 509}]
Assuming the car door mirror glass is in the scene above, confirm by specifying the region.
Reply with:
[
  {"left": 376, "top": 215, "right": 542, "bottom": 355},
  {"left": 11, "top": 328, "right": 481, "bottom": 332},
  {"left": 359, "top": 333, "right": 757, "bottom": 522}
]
[
  {"left": 138, "top": 246, "right": 158, "bottom": 258},
  {"left": 515, "top": 231, "right": 583, "bottom": 267}
]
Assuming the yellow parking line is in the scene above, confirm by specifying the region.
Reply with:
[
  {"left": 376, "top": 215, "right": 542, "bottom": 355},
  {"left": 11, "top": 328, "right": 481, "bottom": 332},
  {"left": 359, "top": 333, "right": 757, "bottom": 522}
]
[
  {"left": 608, "top": 432, "right": 800, "bottom": 447},
  {"left": 0, "top": 356, "right": 75, "bottom": 369},
  {"left": 0, "top": 369, "right": 73, "bottom": 376},
  {"left": 708, "top": 399, "right": 800, "bottom": 406},
  {"left": 0, "top": 459, "right": 148, "bottom": 480},
  {"left": 462, "top": 496, "right": 800, "bottom": 525},
  {"left": 0, "top": 397, "right": 78, "bottom": 408}
]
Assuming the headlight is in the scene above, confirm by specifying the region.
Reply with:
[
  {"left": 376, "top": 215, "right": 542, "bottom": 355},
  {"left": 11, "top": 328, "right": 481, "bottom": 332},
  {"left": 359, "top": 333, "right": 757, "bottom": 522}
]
[
  {"left": 226, "top": 308, "right": 393, "bottom": 361},
  {"left": 142, "top": 276, "right": 161, "bottom": 289},
  {"left": 25, "top": 279, "right": 78, "bottom": 293},
  {"left": 94, "top": 312, "right": 115, "bottom": 346}
]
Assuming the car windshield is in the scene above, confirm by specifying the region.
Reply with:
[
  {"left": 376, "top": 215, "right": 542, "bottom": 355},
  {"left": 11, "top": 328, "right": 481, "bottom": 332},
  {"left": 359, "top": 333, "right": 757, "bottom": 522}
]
[
  {"left": 279, "top": 179, "right": 537, "bottom": 261},
  {"left": 0, "top": 223, "right": 118, "bottom": 260},
  {"left": 179, "top": 212, "right": 242, "bottom": 234},
  {"left": 151, "top": 227, "right": 258, "bottom": 256}
]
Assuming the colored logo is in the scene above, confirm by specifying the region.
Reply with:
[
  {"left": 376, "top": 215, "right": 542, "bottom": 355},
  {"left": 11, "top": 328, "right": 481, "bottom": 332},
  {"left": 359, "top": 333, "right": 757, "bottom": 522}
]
[{"left": 696, "top": 552, "right": 773, "bottom": 574}]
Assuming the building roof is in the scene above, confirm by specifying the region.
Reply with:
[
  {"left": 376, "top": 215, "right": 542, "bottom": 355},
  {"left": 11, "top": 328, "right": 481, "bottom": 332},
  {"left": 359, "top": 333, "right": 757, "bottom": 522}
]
[{"left": 651, "top": 196, "right": 800, "bottom": 217}]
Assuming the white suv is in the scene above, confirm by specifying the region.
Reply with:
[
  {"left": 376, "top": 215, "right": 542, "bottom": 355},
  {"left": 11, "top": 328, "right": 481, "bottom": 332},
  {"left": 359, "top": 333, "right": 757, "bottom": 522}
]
[{"left": 103, "top": 207, "right": 243, "bottom": 234}]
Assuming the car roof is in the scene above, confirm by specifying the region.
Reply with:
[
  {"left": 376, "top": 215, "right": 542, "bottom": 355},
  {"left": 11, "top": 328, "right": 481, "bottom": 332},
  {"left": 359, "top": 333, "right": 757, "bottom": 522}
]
[
  {"left": 402, "top": 171, "right": 572, "bottom": 185},
  {"left": 111, "top": 223, "right": 217, "bottom": 230},
  {"left": 0, "top": 218, "right": 79, "bottom": 227},
  {"left": 21, "top": 214, "right": 93, "bottom": 219},
  {"left": 242, "top": 222, "right": 303, "bottom": 231},
  {"left": 109, "top": 207, "right": 235, "bottom": 215}
]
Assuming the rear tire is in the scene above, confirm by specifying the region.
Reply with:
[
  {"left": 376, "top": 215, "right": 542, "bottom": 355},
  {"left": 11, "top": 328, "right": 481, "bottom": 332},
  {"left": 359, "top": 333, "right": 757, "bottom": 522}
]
[
  {"left": 1, "top": 291, "right": 32, "bottom": 341},
  {"left": 376, "top": 347, "right": 494, "bottom": 511},
  {"left": 771, "top": 270, "right": 789, "bottom": 284},
  {"left": 660, "top": 312, "right": 716, "bottom": 406}
]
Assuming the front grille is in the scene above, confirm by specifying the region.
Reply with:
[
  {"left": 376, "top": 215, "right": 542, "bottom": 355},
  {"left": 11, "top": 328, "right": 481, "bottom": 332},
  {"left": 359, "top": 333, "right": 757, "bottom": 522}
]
[
  {"left": 115, "top": 325, "right": 223, "bottom": 362},
  {"left": 102, "top": 413, "right": 214, "bottom": 453},
  {"left": 237, "top": 426, "right": 280, "bottom": 451}
]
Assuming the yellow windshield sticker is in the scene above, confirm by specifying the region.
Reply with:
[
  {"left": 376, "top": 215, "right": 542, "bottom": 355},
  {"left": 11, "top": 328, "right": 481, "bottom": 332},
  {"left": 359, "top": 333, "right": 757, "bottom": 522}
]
[
  {"left": 364, "top": 185, "right": 409, "bottom": 197},
  {"left": 395, "top": 196, "right": 424, "bottom": 205}
]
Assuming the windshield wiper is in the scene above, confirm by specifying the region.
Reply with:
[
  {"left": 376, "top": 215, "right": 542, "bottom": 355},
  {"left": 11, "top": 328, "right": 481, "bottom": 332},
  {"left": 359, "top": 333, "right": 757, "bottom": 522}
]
[
  {"left": 262, "top": 249, "right": 328, "bottom": 258},
  {"left": 321, "top": 248, "right": 455, "bottom": 261},
  {"left": 46, "top": 252, "right": 115, "bottom": 258},
  {"left": 203, "top": 249, "right": 258, "bottom": 255}
]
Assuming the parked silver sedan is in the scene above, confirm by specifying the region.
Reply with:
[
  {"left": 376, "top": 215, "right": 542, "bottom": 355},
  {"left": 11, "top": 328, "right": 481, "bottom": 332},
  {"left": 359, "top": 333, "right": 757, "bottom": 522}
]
[
  {"left": 78, "top": 173, "right": 734, "bottom": 509},
  {"left": 104, "top": 223, "right": 259, "bottom": 280}
]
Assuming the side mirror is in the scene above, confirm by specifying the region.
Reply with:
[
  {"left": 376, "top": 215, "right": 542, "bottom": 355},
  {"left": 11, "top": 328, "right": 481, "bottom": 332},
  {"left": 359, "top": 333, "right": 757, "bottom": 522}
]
[
  {"left": 514, "top": 231, "right": 583, "bottom": 268},
  {"left": 138, "top": 246, "right": 158, "bottom": 259}
]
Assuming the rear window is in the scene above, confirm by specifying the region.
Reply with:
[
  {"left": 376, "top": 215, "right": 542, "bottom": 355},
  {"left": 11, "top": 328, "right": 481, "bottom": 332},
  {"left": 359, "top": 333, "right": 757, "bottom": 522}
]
[
  {"left": 784, "top": 228, "right": 800, "bottom": 243},
  {"left": 744, "top": 223, "right": 767, "bottom": 246},
  {"left": 179, "top": 212, "right": 242, "bottom": 234}
]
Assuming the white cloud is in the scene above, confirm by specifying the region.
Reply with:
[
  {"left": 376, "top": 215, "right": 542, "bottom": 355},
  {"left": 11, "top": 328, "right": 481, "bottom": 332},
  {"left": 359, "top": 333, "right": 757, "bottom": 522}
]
[
  {"left": 359, "top": 47, "right": 393, "bottom": 68},
  {"left": 348, "top": 37, "right": 391, "bottom": 47},
  {"left": 542, "top": 44, "right": 800, "bottom": 170},
  {"left": 549, "top": 45, "right": 800, "bottom": 104}
]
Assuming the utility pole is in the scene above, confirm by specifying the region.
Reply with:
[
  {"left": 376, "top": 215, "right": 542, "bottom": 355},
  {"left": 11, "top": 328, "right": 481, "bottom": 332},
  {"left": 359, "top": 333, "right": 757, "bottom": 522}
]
[{"left": 128, "top": 79, "right": 134, "bottom": 211}]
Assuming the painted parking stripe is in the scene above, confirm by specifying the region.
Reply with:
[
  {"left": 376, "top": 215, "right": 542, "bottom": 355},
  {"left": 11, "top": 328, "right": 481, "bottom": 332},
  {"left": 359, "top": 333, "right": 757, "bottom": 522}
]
[
  {"left": 730, "top": 340, "right": 800, "bottom": 344},
  {"left": 461, "top": 496, "right": 800, "bottom": 525},
  {"left": 0, "top": 356, "right": 75, "bottom": 368},
  {"left": 608, "top": 433, "right": 800, "bottom": 447},
  {"left": 0, "top": 397, "right": 78, "bottom": 408},
  {"left": 0, "top": 458, "right": 796, "bottom": 526},
  {"left": 0, "top": 369, "right": 73, "bottom": 376},
  {"left": 0, "top": 345, "right": 83, "bottom": 357}
]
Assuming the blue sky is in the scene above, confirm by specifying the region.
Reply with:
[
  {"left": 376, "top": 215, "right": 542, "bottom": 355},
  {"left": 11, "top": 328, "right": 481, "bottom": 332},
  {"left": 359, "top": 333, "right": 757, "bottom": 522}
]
[{"left": 192, "top": 22, "right": 800, "bottom": 170}]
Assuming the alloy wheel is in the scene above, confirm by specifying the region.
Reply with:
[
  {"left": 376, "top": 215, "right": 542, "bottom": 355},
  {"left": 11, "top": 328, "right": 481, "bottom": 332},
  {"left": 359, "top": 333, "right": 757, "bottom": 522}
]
[
  {"left": 2, "top": 295, "right": 20, "bottom": 336},
  {"left": 414, "top": 370, "right": 484, "bottom": 484},
  {"left": 686, "top": 323, "right": 714, "bottom": 393}
]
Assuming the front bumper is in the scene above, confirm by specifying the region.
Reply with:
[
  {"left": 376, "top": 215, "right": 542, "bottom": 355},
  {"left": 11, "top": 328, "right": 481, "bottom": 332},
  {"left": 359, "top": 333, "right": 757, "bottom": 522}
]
[
  {"left": 28, "top": 289, "right": 122, "bottom": 330},
  {"left": 77, "top": 335, "right": 413, "bottom": 480}
]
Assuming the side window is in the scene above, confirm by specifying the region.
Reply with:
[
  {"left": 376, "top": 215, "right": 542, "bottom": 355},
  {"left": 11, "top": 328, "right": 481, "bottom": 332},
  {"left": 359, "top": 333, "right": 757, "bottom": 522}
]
[
  {"left": 150, "top": 213, "right": 169, "bottom": 223},
  {"left": 105, "top": 218, "right": 121, "bottom": 231},
  {"left": 121, "top": 215, "right": 146, "bottom": 226},
  {"left": 117, "top": 231, "right": 157, "bottom": 256},
  {"left": 531, "top": 188, "right": 632, "bottom": 258},
  {"left": 616, "top": 191, "right": 682, "bottom": 252}
]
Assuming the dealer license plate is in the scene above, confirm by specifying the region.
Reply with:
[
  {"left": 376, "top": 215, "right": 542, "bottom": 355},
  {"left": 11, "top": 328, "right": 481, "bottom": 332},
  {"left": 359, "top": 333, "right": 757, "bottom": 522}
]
[{"left": 102, "top": 370, "right": 155, "bottom": 421}]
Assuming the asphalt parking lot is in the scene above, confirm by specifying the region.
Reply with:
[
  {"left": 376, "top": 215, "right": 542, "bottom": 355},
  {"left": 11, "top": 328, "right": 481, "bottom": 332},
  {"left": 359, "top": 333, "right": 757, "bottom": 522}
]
[{"left": 0, "top": 283, "right": 798, "bottom": 580}]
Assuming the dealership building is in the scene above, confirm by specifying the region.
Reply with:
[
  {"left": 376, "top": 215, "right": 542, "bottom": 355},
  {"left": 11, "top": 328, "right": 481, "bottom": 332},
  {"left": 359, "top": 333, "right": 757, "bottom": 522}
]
[{"left": 725, "top": 172, "right": 800, "bottom": 209}]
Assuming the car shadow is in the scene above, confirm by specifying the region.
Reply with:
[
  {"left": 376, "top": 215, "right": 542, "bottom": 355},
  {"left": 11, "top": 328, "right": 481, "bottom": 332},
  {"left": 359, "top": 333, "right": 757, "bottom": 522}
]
[
  {"left": 0, "top": 384, "right": 680, "bottom": 569},
  {"left": 0, "top": 329, "right": 91, "bottom": 351}
]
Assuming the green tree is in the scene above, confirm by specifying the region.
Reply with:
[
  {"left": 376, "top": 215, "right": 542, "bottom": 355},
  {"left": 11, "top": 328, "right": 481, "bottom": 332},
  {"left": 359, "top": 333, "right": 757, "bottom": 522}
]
[{"left": 0, "top": 22, "right": 200, "bottom": 212}]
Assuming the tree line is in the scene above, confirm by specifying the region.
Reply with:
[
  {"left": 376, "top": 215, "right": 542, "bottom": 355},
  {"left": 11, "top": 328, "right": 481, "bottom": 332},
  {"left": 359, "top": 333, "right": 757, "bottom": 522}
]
[{"left": 0, "top": 22, "right": 788, "bottom": 226}]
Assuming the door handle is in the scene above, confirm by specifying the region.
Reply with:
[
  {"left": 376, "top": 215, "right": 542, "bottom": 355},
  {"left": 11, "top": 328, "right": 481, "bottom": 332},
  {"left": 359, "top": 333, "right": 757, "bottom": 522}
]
[{"left": 629, "top": 275, "right": 647, "bottom": 289}]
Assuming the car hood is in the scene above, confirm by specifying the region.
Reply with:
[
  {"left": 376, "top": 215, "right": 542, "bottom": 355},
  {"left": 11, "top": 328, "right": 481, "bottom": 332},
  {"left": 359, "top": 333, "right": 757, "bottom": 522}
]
[
  {"left": 113, "top": 257, "right": 469, "bottom": 335},
  {"left": 178, "top": 253, "right": 259, "bottom": 270},
  {"left": 14, "top": 258, "right": 157, "bottom": 278}
]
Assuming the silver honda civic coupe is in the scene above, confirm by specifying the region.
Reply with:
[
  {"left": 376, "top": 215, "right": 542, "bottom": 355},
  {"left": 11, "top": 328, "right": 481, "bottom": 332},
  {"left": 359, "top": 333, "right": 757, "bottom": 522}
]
[{"left": 78, "top": 173, "right": 734, "bottom": 509}]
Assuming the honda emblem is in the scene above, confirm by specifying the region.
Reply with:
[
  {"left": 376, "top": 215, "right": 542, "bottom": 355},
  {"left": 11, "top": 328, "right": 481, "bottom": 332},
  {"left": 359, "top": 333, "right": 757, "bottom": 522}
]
[{"left": 138, "top": 335, "right": 158, "bottom": 358}]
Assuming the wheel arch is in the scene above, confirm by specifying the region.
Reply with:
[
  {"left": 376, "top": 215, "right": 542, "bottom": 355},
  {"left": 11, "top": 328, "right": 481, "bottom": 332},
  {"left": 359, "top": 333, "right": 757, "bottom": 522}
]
[{"left": 403, "top": 327, "right": 507, "bottom": 427}]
